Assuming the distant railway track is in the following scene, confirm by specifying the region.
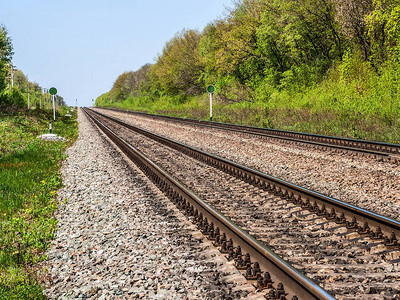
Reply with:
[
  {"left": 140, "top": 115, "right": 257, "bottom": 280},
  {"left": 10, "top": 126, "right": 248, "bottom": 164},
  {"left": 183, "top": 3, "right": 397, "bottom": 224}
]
[
  {"left": 84, "top": 108, "right": 400, "bottom": 299},
  {"left": 82, "top": 108, "right": 334, "bottom": 300},
  {"left": 98, "top": 107, "right": 400, "bottom": 162},
  {"left": 88, "top": 108, "right": 400, "bottom": 246}
]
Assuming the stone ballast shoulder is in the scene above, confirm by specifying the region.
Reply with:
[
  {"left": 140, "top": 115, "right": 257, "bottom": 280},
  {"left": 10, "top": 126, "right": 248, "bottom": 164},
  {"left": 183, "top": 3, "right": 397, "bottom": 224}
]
[{"left": 42, "top": 109, "right": 260, "bottom": 299}]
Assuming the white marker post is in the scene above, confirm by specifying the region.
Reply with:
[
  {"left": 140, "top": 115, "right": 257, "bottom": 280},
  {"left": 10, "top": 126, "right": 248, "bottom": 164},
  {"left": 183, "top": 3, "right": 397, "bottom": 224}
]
[
  {"left": 49, "top": 87, "right": 57, "bottom": 121},
  {"left": 207, "top": 85, "right": 215, "bottom": 121},
  {"left": 53, "top": 95, "right": 56, "bottom": 120}
]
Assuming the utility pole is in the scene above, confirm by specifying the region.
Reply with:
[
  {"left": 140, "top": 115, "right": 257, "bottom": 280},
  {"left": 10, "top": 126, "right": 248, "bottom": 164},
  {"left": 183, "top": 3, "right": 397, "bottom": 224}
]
[
  {"left": 43, "top": 88, "right": 47, "bottom": 109},
  {"left": 27, "top": 84, "right": 30, "bottom": 109},
  {"left": 9, "top": 64, "right": 16, "bottom": 89},
  {"left": 11, "top": 65, "right": 14, "bottom": 88}
]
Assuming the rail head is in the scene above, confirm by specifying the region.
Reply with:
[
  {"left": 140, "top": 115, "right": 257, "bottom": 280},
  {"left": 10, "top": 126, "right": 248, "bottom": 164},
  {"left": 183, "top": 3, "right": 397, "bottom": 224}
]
[
  {"left": 88, "top": 108, "right": 400, "bottom": 244},
  {"left": 83, "top": 107, "right": 335, "bottom": 300},
  {"left": 97, "top": 106, "right": 400, "bottom": 155}
]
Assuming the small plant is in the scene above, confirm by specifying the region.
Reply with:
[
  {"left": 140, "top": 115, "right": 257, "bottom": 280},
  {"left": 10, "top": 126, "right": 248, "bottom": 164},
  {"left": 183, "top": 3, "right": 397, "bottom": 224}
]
[{"left": 0, "top": 108, "right": 78, "bottom": 298}]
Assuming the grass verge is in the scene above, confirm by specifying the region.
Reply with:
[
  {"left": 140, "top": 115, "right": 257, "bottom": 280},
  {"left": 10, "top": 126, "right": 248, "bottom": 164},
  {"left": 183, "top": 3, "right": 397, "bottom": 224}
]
[
  {"left": 99, "top": 88, "right": 400, "bottom": 144},
  {"left": 0, "top": 107, "right": 78, "bottom": 299}
]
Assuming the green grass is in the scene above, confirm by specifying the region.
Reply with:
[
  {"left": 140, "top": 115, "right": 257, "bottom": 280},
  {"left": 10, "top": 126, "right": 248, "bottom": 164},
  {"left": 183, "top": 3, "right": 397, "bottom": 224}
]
[{"left": 0, "top": 107, "right": 78, "bottom": 299}]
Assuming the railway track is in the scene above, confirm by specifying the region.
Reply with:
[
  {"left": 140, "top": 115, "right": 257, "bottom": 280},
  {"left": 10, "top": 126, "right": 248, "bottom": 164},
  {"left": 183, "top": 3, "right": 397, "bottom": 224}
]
[
  {"left": 93, "top": 107, "right": 400, "bottom": 224},
  {"left": 84, "top": 108, "right": 400, "bottom": 299},
  {"left": 83, "top": 108, "right": 334, "bottom": 300},
  {"left": 98, "top": 107, "right": 400, "bottom": 162}
]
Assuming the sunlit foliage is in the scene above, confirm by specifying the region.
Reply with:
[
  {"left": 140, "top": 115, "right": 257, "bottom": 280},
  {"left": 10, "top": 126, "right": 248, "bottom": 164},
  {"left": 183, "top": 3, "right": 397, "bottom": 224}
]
[{"left": 97, "top": 0, "right": 400, "bottom": 142}]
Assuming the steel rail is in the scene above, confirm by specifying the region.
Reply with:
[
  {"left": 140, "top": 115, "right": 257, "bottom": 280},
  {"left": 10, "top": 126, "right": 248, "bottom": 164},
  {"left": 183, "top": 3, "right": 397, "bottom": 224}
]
[
  {"left": 97, "top": 107, "right": 400, "bottom": 159},
  {"left": 89, "top": 108, "right": 400, "bottom": 248},
  {"left": 83, "top": 108, "right": 335, "bottom": 300}
]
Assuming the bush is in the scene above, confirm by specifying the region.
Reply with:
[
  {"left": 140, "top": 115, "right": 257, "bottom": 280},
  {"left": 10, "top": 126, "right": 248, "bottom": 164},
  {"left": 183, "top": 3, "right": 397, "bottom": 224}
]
[{"left": 0, "top": 89, "right": 26, "bottom": 110}]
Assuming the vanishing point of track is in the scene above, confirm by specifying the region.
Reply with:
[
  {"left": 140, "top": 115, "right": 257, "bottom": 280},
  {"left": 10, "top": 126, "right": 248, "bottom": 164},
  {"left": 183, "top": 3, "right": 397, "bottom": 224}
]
[
  {"left": 83, "top": 108, "right": 334, "bottom": 300},
  {"left": 83, "top": 108, "right": 400, "bottom": 299},
  {"left": 102, "top": 107, "right": 400, "bottom": 162}
]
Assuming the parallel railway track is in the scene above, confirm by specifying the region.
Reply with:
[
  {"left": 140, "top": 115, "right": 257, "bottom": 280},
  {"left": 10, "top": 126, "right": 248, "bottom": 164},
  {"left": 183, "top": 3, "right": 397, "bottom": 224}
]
[
  {"left": 83, "top": 108, "right": 334, "bottom": 300},
  {"left": 98, "top": 107, "right": 400, "bottom": 162},
  {"left": 89, "top": 108, "right": 400, "bottom": 245},
  {"left": 84, "top": 108, "right": 400, "bottom": 299}
]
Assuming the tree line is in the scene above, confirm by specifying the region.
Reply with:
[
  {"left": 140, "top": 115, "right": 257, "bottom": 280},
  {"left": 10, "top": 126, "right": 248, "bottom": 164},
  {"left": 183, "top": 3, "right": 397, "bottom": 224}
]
[
  {"left": 97, "top": 0, "right": 400, "bottom": 107},
  {"left": 0, "top": 25, "right": 65, "bottom": 111}
]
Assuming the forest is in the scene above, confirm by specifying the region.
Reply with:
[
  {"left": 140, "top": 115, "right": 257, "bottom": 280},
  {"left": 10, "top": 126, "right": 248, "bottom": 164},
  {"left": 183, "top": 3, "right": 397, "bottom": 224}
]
[{"left": 97, "top": 0, "right": 400, "bottom": 143}]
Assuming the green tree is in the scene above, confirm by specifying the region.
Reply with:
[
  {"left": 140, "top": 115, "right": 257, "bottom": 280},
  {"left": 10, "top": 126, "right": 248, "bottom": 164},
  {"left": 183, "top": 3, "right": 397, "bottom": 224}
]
[
  {"left": 152, "top": 29, "right": 204, "bottom": 96},
  {"left": 366, "top": 0, "right": 400, "bottom": 63},
  {"left": 211, "top": 0, "right": 267, "bottom": 83},
  {"left": 13, "top": 69, "right": 28, "bottom": 90},
  {"left": 0, "top": 25, "right": 13, "bottom": 93},
  {"left": 109, "top": 64, "right": 152, "bottom": 101},
  {"left": 334, "top": 0, "right": 373, "bottom": 60}
]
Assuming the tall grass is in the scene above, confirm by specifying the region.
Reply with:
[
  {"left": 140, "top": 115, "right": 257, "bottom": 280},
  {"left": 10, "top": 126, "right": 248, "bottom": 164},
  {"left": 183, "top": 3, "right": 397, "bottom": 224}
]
[{"left": 0, "top": 108, "right": 78, "bottom": 299}]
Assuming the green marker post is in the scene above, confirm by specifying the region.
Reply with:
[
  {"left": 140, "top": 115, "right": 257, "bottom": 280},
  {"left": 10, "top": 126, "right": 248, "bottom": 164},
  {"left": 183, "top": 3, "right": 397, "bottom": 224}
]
[{"left": 49, "top": 87, "right": 57, "bottom": 121}]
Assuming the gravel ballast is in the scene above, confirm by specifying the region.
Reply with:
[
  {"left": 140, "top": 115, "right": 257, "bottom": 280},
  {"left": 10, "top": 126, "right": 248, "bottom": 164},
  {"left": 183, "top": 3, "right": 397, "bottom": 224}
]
[
  {"left": 43, "top": 110, "right": 260, "bottom": 299},
  {"left": 92, "top": 112, "right": 400, "bottom": 299},
  {"left": 93, "top": 109, "right": 400, "bottom": 222}
]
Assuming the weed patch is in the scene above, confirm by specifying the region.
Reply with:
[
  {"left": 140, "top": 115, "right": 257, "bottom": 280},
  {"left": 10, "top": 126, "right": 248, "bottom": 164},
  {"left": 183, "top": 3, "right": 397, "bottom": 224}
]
[{"left": 0, "top": 108, "right": 78, "bottom": 298}]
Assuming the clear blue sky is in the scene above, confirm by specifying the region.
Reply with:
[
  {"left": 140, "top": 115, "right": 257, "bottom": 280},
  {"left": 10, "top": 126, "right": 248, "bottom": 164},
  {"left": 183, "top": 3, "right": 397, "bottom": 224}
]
[{"left": 0, "top": 0, "right": 232, "bottom": 107}]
